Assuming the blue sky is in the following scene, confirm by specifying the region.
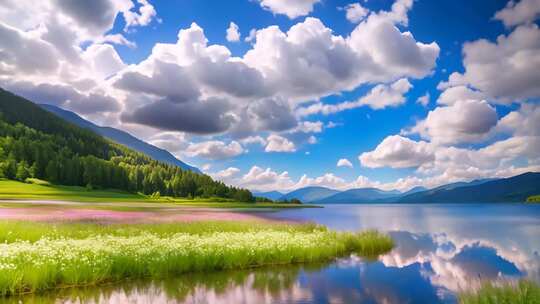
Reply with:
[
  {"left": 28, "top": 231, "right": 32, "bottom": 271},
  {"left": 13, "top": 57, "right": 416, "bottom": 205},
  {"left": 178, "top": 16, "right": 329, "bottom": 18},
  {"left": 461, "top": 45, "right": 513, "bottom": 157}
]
[{"left": 1, "top": 0, "right": 539, "bottom": 191}]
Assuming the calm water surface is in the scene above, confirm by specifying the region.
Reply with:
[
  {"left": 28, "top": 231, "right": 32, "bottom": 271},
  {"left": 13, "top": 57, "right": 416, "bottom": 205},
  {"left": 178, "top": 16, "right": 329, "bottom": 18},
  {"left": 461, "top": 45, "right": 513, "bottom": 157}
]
[{"left": 7, "top": 204, "right": 540, "bottom": 304}]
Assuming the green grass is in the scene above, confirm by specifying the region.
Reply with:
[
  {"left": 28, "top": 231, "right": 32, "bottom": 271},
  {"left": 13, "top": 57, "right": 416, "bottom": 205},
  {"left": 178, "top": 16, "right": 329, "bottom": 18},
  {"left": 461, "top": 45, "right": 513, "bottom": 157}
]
[
  {"left": 0, "top": 220, "right": 393, "bottom": 296},
  {"left": 458, "top": 280, "right": 540, "bottom": 304},
  {"left": 0, "top": 179, "right": 147, "bottom": 202},
  {"left": 0, "top": 220, "right": 325, "bottom": 243},
  {"left": 526, "top": 195, "right": 540, "bottom": 203},
  {"left": 0, "top": 180, "right": 314, "bottom": 208}
]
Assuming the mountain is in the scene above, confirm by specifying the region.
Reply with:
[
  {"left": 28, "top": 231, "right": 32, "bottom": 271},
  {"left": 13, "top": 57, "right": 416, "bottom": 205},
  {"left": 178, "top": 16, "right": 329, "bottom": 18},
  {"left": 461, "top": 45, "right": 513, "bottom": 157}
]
[
  {"left": 260, "top": 173, "right": 538, "bottom": 204},
  {"left": 252, "top": 191, "right": 284, "bottom": 201},
  {"left": 280, "top": 186, "right": 340, "bottom": 203},
  {"left": 397, "top": 172, "right": 540, "bottom": 203},
  {"left": 401, "top": 186, "right": 427, "bottom": 196},
  {"left": 40, "top": 104, "right": 200, "bottom": 173},
  {"left": 429, "top": 178, "right": 495, "bottom": 192},
  {"left": 316, "top": 188, "right": 401, "bottom": 204}
]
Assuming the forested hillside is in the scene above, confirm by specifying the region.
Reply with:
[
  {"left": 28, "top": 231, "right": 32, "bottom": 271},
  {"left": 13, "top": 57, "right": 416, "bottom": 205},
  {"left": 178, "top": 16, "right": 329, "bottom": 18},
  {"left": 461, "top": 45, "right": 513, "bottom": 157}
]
[{"left": 0, "top": 88, "right": 253, "bottom": 202}]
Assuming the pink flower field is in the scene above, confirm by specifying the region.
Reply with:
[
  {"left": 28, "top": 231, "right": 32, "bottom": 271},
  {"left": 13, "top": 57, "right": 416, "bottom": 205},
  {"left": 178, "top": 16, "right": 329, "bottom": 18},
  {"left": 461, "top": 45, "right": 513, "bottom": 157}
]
[{"left": 0, "top": 202, "right": 269, "bottom": 223}]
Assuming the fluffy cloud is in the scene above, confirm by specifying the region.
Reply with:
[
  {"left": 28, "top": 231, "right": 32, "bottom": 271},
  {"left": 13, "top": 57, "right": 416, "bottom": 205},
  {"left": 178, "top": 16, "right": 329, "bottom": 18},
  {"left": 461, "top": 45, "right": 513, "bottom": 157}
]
[
  {"left": 436, "top": 85, "right": 486, "bottom": 105},
  {"left": 359, "top": 135, "right": 434, "bottom": 169},
  {"left": 0, "top": 23, "right": 59, "bottom": 75},
  {"left": 416, "top": 93, "right": 430, "bottom": 106},
  {"left": 0, "top": 0, "right": 155, "bottom": 119},
  {"left": 297, "top": 78, "right": 412, "bottom": 116},
  {"left": 211, "top": 167, "right": 241, "bottom": 180},
  {"left": 256, "top": 0, "right": 320, "bottom": 19},
  {"left": 114, "top": 61, "right": 200, "bottom": 103},
  {"left": 214, "top": 102, "right": 540, "bottom": 193},
  {"left": 0, "top": 0, "right": 449, "bottom": 178},
  {"left": 407, "top": 100, "right": 498, "bottom": 145},
  {"left": 360, "top": 135, "right": 540, "bottom": 189},
  {"left": 343, "top": 3, "right": 369, "bottom": 23},
  {"left": 337, "top": 158, "right": 353, "bottom": 168},
  {"left": 239, "top": 166, "right": 295, "bottom": 191},
  {"left": 240, "top": 135, "right": 267, "bottom": 146},
  {"left": 243, "top": 13, "right": 437, "bottom": 103},
  {"left": 226, "top": 22, "right": 240, "bottom": 42},
  {"left": 185, "top": 140, "right": 244, "bottom": 160},
  {"left": 7, "top": 0, "right": 157, "bottom": 41},
  {"left": 441, "top": 24, "right": 540, "bottom": 103},
  {"left": 265, "top": 134, "right": 296, "bottom": 152},
  {"left": 293, "top": 121, "right": 323, "bottom": 133},
  {"left": 148, "top": 132, "right": 189, "bottom": 154},
  {"left": 358, "top": 102, "right": 540, "bottom": 188},
  {"left": 2, "top": 0, "right": 439, "bottom": 139},
  {"left": 355, "top": 78, "right": 412, "bottom": 109},
  {"left": 245, "top": 98, "right": 297, "bottom": 132},
  {"left": 296, "top": 173, "right": 347, "bottom": 190},
  {"left": 494, "top": 0, "right": 540, "bottom": 27},
  {"left": 497, "top": 103, "right": 540, "bottom": 136},
  {"left": 122, "top": 0, "right": 157, "bottom": 30},
  {"left": 121, "top": 98, "right": 234, "bottom": 134},
  {"left": 56, "top": 0, "right": 156, "bottom": 35},
  {"left": 211, "top": 165, "right": 421, "bottom": 192},
  {"left": 82, "top": 44, "right": 126, "bottom": 79},
  {"left": 4, "top": 80, "right": 120, "bottom": 114},
  {"left": 212, "top": 166, "right": 350, "bottom": 192},
  {"left": 348, "top": 10, "right": 439, "bottom": 79}
]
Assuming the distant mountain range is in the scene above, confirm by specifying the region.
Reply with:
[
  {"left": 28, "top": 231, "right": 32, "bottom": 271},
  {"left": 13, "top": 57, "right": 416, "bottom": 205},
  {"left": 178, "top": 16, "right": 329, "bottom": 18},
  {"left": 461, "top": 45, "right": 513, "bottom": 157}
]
[
  {"left": 280, "top": 186, "right": 340, "bottom": 202},
  {"left": 41, "top": 104, "right": 200, "bottom": 173},
  {"left": 252, "top": 191, "right": 284, "bottom": 201},
  {"left": 316, "top": 188, "right": 400, "bottom": 204},
  {"left": 270, "top": 172, "right": 539, "bottom": 203}
]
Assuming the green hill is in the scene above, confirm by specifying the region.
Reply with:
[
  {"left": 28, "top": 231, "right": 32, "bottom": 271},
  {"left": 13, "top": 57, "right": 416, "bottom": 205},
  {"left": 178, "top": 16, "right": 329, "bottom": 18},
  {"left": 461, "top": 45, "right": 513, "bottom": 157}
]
[{"left": 0, "top": 88, "right": 253, "bottom": 202}]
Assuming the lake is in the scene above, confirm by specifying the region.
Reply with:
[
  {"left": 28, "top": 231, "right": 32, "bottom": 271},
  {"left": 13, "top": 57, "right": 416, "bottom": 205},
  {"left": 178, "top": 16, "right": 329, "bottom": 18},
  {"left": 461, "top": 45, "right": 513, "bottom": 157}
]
[{"left": 5, "top": 204, "right": 540, "bottom": 304}]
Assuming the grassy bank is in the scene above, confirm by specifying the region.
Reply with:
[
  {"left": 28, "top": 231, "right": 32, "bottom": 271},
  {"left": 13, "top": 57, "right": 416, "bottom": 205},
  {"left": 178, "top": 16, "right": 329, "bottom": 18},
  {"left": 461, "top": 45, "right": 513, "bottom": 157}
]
[
  {"left": 458, "top": 280, "right": 540, "bottom": 304},
  {"left": 527, "top": 195, "right": 540, "bottom": 203},
  {"left": 0, "top": 220, "right": 393, "bottom": 296},
  {"left": 0, "top": 180, "right": 311, "bottom": 208},
  {"left": 0, "top": 179, "right": 145, "bottom": 202}
]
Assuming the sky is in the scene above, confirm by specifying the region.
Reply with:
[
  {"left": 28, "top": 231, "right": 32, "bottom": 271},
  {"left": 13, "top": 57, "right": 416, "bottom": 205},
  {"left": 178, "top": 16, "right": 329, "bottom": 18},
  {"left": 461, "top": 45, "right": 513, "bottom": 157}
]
[{"left": 0, "top": 0, "right": 539, "bottom": 192}]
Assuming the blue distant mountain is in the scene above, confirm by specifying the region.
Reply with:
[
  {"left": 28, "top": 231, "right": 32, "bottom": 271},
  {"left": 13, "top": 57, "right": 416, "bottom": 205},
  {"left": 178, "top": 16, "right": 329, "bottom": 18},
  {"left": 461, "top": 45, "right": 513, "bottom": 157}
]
[
  {"left": 252, "top": 191, "right": 284, "bottom": 201},
  {"left": 401, "top": 186, "right": 427, "bottom": 196},
  {"left": 280, "top": 186, "right": 340, "bottom": 203},
  {"left": 41, "top": 104, "right": 200, "bottom": 173},
  {"left": 428, "top": 178, "right": 495, "bottom": 192},
  {"left": 316, "top": 188, "right": 401, "bottom": 204},
  {"left": 276, "top": 173, "right": 538, "bottom": 204}
]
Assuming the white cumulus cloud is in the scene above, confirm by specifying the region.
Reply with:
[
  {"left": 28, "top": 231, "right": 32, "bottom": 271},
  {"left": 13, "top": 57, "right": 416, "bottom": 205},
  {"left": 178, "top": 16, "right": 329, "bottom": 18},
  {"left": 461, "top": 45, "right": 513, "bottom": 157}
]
[
  {"left": 256, "top": 0, "right": 321, "bottom": 19},
  {"left": 226, "top": 22, "right": 240, "bottom": 42},
  {"left": 185, "top": 140, "right": 244, "bottom": 160},
  {"left": 265, "top": 134, "right": 296, "bottom": 152},
  {"left": 337, "top": 158, "right": 353, "bottom": 168}
]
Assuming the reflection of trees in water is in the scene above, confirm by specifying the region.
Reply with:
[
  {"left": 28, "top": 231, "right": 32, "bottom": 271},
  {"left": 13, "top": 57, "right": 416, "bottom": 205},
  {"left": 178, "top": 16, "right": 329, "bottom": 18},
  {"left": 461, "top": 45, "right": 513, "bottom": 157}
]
[{"left": 6, "top": 263, "right": 328, "bottom": 304}]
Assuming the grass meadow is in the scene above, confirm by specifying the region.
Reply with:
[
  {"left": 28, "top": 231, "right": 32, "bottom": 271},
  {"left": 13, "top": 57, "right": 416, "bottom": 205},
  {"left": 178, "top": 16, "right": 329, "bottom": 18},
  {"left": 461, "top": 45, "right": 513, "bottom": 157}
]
[{"left": 0, "top": 220, "right": 394, "bottom": 296}]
